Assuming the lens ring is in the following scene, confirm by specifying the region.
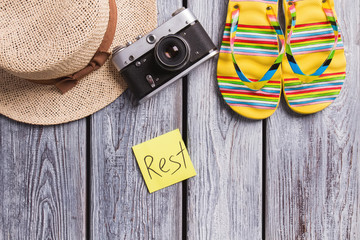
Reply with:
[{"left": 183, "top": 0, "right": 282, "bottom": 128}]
[{"left": 155, "top": 35, "right": 190, "bottom": 71}]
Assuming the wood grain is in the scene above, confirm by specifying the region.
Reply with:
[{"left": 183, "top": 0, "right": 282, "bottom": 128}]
[
  {"left": 0, "top": 118, "right": 86, "bottom": 240},
  {"left": 89, "top": 1, "right": 184, "bottom": 239},
  {"left": 265, "top": 0, "right": 360, "bottom": 239},
  {"left": 186, "top": 0, "right": 264, "bottom": 239}
]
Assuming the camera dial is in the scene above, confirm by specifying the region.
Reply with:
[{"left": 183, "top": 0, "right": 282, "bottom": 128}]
[
  {"left": 155, "top": 35, "right": 190, "bottom": 71},
  {"left": 112, "top": 46, "right": 125, "bottom": 55},
  {"left": 172, "top": 7, "right": 186, "bottom": 16}
]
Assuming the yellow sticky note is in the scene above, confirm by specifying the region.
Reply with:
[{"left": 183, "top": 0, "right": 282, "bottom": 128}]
[{"left": 132, "top": 129, "right": 196, "bottom": 193}]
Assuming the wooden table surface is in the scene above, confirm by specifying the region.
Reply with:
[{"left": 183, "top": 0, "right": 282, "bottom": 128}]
[{"left": 0, "top": 0, "right": 359, "bottom": 239}]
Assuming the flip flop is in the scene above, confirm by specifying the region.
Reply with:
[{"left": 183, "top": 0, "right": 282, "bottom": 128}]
[
  {"left": 282, "top": 0, "right": 346, "bottom": 114},
  {"left": 217, "top": 0, "right": 284, "bottom": 120}
]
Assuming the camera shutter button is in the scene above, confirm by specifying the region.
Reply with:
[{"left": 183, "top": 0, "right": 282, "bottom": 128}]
[{"left": 146, "top": 34, "right": 156, "bottom": 44}]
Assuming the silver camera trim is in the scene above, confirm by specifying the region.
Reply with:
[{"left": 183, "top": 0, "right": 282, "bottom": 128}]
[
  {"left": 138, "top": 49, "right": 219, "bottom": 104},
  {"left": 112, "top": 8, "right": 197, "bottom": 71}
]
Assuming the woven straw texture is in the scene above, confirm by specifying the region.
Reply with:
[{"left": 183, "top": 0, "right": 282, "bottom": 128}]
[
  {"left": 0, "top": 0, "right": 109, "bottom": 80},
  {"left": 0, "top": 0, "right": 157, "bottom": 125}
]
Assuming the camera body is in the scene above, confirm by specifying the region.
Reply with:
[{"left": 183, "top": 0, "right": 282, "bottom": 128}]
[{"left": 112, "top": 8, "right": 218, "bottom": 103}]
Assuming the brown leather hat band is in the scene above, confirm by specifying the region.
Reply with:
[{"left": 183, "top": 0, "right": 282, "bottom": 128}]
[{"left": 28, "top": 0, "right": 117, "bottom": 94}]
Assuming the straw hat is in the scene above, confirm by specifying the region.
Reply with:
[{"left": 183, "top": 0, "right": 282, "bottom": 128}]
[{"left": 0, "top": 0, "right": 157, "bottom": 125}]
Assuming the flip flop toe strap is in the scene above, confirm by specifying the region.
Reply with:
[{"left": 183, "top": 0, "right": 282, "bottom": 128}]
[
  {"left": 230, "top": 5, "right": 285, "bottom": 90},
  {"left": 286, "top": 0, "right": 340, "bottom": 83}
]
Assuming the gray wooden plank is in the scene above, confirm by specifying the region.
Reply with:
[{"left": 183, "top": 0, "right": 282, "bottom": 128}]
[
  {"left": 0, "top": 117, "right": 86, "bottom": 240},
  {"left": 90, "top": 1, "right": 184, "bottom": 239},
  {"left": 266, "top": 0, "right": 360, "bottom": 239},
  {"left": 186, "top": 1, "right": 264, "bottom": 239}
]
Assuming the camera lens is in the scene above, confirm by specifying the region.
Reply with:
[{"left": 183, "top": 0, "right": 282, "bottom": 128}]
[
  {"left": 155, "top": 35, "right": 190, "bottom": 71},
  {"left": 165, "top": 45, "right": 180, "bottom": 59}
]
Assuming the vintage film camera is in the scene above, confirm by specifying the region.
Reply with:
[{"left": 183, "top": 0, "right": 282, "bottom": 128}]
[{"left": 112, "top": 7, "right": 218, "bottom": 103}]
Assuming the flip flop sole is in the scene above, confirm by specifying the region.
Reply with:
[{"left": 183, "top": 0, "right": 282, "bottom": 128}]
[
  {"left": 282, "top": 0, "right": 346, "bottom": 114},
  {"left": 217, "top": 0, "right": 282, "bottom": 120}
]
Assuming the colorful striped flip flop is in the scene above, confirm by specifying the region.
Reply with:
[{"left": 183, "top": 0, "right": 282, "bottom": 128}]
[
  {"left": 282, "top": 0, "right": 346, "bottom": 114},
  {"left": 217, "top": 0, "right": 284, "bottom": 120}
]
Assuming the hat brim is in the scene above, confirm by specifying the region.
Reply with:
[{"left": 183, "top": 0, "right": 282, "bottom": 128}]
[{"left": 0, "top": 0, "right": 157, "bottom": 125}]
